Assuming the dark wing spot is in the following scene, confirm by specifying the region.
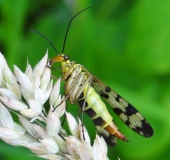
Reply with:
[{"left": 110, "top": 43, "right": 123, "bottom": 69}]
[
  {"left": 126, "top": 104, "right": 138, "bottom": 116},
  {"left": 140, "top": 119, "right": 154, "bottom": 137},
  {"left": 125, "top": 120, "right": 131, "bottom": 126},
  {"left": 100, "top": 90, "right": 109, "bottom": 99},
  {"left": 113, "top": 108, "right": 123, "bottom": 115},
  {"left": 129, "top": 119, "right": 153, "bottom": 137},
  {"left": 115, "top": 94, "right": 121, "bottom": 102},
  {"left": 105, "top": 86, "right": 111, "bottom": 92}
]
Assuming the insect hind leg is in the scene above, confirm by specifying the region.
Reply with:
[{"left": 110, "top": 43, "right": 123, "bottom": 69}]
[
  {"left": 80, "top": 75, "right": 92, "bottom": 124},
  {"left": 77, "top": 74, "right": 93, "bottom": 140}
]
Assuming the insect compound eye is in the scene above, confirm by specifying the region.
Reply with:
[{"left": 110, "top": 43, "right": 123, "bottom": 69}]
[{"left": 63, "top": 55, "right": 69, "bottom": 60}]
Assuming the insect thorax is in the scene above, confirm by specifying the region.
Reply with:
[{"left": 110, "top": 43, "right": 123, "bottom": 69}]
[{"left": 62, "top": 61, "right": 88, "bottom": 103}]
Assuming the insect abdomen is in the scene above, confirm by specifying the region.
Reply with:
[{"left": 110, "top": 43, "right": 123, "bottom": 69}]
[
  {"left": 78, "top": 87, "right": 112, "bottom": 126},
  {"left": 77, "top": 87, "right": 128, "bottom": 144}
]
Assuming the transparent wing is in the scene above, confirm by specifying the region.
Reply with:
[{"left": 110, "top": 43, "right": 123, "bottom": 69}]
[{"left": 89, "top": 74, "right": 153, "bottom": 138}]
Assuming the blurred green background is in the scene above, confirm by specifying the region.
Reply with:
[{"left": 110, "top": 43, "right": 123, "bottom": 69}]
[{"left": 0, "top": 0, "right": 170, "bottom": 160}]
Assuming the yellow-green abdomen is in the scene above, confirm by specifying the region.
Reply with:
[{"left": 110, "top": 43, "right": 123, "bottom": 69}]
[{"left": 78, "top": 87, "right": 112, "bottom": 128}]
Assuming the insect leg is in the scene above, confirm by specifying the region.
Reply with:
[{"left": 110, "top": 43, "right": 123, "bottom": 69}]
[
  {"left": 80, "top": 75, "right": 92, "bottom": 123},
  {"left": 61, "top": 101, "right": 68, "bottom": 126},
  {"left": 74, "top": 74, "right": 93, "bottom": 140},
  {"left": 47, "top": 65, "right": 63, "bottom": 71},
  {"left": 81, "top": 76, "right": 92, "bottom": 141},
  {"left": 51, "top": 75, "right": 60, "bottom": 80}
]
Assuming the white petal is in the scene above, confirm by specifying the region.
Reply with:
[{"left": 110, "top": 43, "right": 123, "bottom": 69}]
[
  {"left": 2, "top": 134, "right": 37, "bottom": 146},
  {"left": 0, "top": 102, "right": 14, "bottom": 129},
  {"left": 66, "top": 112, "right": 79, "bottom": 137},
  {"left": 33, "top": 52, "right": 48, "bottom": 86},
  {"left": 93, "top": 135, "right": 108, "bottom": 160},
  {"left": 26, "top": 143, "right": 48, "bottom": 155},
  {"left": 3, "top": 65, "right": 21, "bottom": 98},
  {"left": 11, "top": 81, "right": 21, "bottom": 99},
  {"left": 0, "top": 96, "right": 28, "bottom": 111},
  {"left": 18, "top": 115, "right": 39, "bottom": 138},
  {"left": 0, "top": 52, "right": 6, "bottom": 70},
  {"left": 77, "top": 143, "right": 93, "bottom": 160},
  {"left": 54, "top": 135, "right": 67, "bottom": 153},
  {"left": 43, "top": 80, "right": 53, "bottom": 103},
  {"left": 99, "top": 136, "right": 108, "bottom": 155},
  {"left": 3, "top": 62, "right": 16, "bottom": 84},
  {"left": 32, "top": 124, "right": 49, "bottom": 139},
  {"left": 28, "top": 99, "right": 42, "bottom": 114},
  {"left": 46, "top": 108, "right": 60, "bottom": 136},
  {"left": 14, "top": 65, "right": 33, "bottom": 94},
  {"left": 50, "top": 94, "right": 63, "bottom": 114},
  {"left": 13, "top": 122, "right": 25, "bottom": 134},
  {"left": 20, "top": 108, "right": 40, "bottom": 118},
  {"left": 25, "top": 63, "right": 33, "bottom": 81},
  {"left": 34, "top": 86, "right": 44, "bottom": 105},
  {"left": 65, "top": 136, "right": 81, "bottom": 157},
  {"left": 0, "top": 127, "right": 20, "bottom": 138},
  {"left": 54, "top": 98, "right": 65, "bottom": 118},
  {"left": 0, "top": 88, "right": 19, "bottom": 99},
  {"left": 40, "top": 139, "right": 59, "bottom": 154},
  {"left": 40, "top": 65, "right": 51, "bottom": 92},
  {"left": 33, "top": 76, "right": 41, "bottom": 88},
  {"left": 50, "top": 78, "right": 61, "bottom": 107},
  {"left": 21, "top": 87, "right": 32, "bottom": 103}
]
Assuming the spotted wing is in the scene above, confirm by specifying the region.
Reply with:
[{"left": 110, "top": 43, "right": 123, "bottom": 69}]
[{"left": 90, "top": 75, "right": 153, "bottom": 138}]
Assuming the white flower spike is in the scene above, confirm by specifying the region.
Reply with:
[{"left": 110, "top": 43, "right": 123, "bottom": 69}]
[{"left": 0, "top": 52, "right": 109, "bottom": 160}]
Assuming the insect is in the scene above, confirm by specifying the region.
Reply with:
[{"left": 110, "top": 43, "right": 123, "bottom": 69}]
[{"left": 32, "top": 7, "right": 153, "bottom": 146}]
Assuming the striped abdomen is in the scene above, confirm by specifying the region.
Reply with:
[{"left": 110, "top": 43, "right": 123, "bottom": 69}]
[{"left": 77, "top": 87, "right": 128, "bottom": 144}]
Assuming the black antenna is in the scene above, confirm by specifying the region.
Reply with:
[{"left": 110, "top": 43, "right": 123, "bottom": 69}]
[
  {"left": 31, "top": 7, "right": 91, "bottom": 54},
  {"left": 62, "top": 6, "right": 91, "bottom": 53},
  {"left": 30, "top": 29, "right": 59, "bottom": 54}
]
